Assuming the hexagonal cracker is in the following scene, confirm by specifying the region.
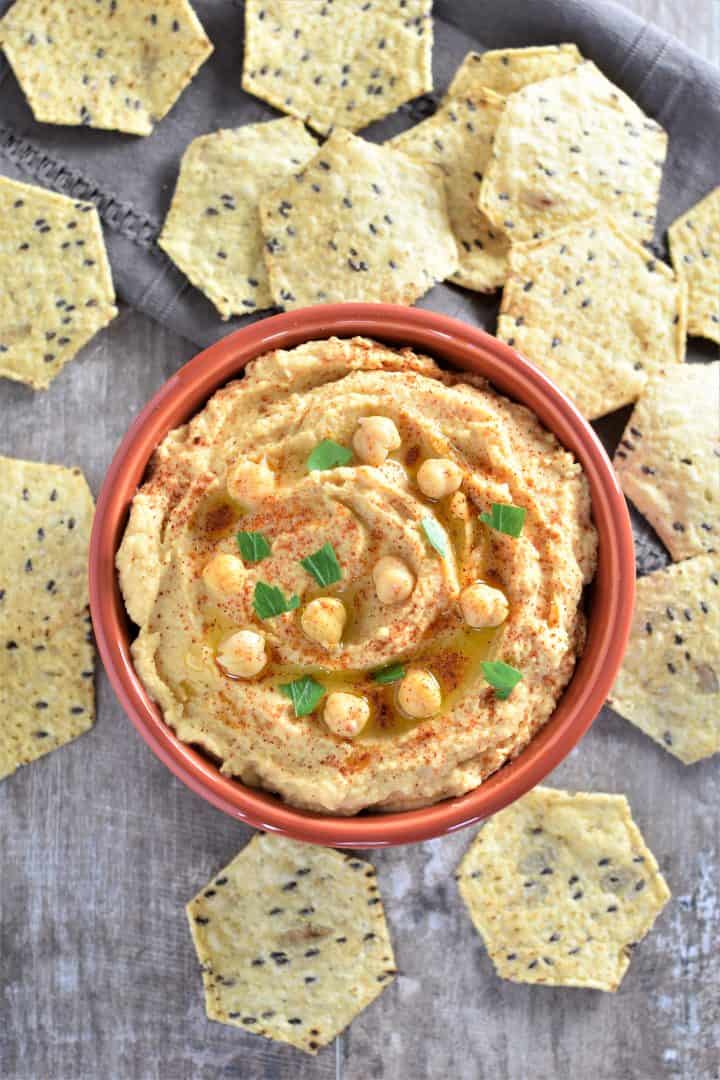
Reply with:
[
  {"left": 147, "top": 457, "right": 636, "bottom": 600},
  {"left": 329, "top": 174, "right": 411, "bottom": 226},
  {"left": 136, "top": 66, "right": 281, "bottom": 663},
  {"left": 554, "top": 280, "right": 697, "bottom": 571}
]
[
  {"left": 613, "top": 363, "right": 720, "bottom": 561},
  {"left": 0, "top": 176, "right": 117, "bottom": 390},
  {"left": 457, "top": 786, "right": 670, "bottom": 991},
  {"left": 496, "top": 218, "right": 686, "bottom": 419},
  {"left": 608, "top": 554, "right": 720, "bottom": 764},
  {"left": 0, "top": 0, "right": 212, "bottom": 135},
  {"left": 479, "top": 61, "right": 667, "bottom": 245},
  {"left": 259, "top": 129, "right": 458, "bottom": 308},
  {"left": 186, "top": 833, "right": 396, "bottom": 1053},
  {"left": 389, "top": 90, "right": 509, "bottom": 293},
  {"left": 446, "top": 44, "right": 582, "bottom": 100},
  {"left": 242, "top": 0, "right": 433, "bottom": 136},
  {"left": 159, "top": 119, "right": 318, "bottom": 318},
  {"left": 668, "top": 185, "right": 720, "bottom": 344},
  {"left": 0, "top": 456, "right": 95, "bottom": 781}
]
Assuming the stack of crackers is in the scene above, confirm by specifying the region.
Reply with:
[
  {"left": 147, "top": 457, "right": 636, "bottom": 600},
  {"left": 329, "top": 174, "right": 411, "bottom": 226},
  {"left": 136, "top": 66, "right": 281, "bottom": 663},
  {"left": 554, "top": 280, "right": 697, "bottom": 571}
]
[{"left": 0, "top": 0, "right": 717, "bottom": 1054}]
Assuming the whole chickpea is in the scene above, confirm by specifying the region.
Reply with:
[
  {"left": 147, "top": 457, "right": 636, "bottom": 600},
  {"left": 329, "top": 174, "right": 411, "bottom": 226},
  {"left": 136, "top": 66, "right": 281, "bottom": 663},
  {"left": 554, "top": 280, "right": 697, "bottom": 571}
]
[
  {"left": 417, "top": 458, "right": 463, "bottom": 500},
  {"left": 397, "top": 668, "right": 442, "bottom": 719},
  {"left": 216, "top": 629, "right": 267, "bottom": 678},
  {"left": 459, "top": 581, "right": 509, "bottom": 628},
  {"left": 324, "top": 692, "right": 370, "bottom": 738},
  {"left": 301, "top": 597, "right": 347, "bottom": 648},
  {"left": 372, "top": 555, "right": 415, "bottom": 605},
  {"left": 352, "top": 416, "right": 401, "bottom": 466}
]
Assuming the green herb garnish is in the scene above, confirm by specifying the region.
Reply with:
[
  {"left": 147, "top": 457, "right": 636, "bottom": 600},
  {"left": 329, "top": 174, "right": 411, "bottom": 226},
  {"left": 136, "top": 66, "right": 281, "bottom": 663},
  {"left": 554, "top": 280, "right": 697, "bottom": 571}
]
[
  {"left": 481, "top": 660, "right": 523, "bottom": 700},
  {"left": 279, "top": 676, "right": 326, "bottom": 717},
  {"left": 253, "top": 581, "right": 300, "bottom": 620},
  {"left": 421, "top": 515, "right": 448, "bottom": 557},
  {"left": 237, "top": 530, "right": 272, "bottom": 563},
  {"left": 307, "top": 439, "right": 353, "bottom": 472},
  {"left": 479, "top": 503, "right": 527, "bottom": 538},
  {"left": 372, "top": 662, "right": 406, "bottom": 685},
  {"left": 300, "top": 541, "right": 342, "bottom": 587}
]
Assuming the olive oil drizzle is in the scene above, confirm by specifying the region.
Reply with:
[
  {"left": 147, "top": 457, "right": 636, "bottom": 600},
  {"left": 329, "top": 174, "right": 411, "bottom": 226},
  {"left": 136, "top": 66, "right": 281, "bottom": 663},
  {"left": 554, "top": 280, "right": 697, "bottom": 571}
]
[{"left": 190, "top": 446, "right": 501, "bottom": 738}]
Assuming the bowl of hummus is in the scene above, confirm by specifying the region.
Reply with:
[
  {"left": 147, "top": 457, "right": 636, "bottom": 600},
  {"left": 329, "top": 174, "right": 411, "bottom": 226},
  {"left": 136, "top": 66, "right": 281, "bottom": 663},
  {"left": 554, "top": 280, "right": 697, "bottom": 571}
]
[{"left": 89, "top": 304, "right": 634, "bottom": 847}]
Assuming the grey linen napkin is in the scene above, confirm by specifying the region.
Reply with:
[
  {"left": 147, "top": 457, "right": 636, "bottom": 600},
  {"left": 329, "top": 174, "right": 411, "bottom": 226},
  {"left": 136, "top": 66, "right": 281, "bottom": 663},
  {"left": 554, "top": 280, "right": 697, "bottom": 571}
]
[{"left": 0, "top": 0, "right": 718, "bottom": 354}]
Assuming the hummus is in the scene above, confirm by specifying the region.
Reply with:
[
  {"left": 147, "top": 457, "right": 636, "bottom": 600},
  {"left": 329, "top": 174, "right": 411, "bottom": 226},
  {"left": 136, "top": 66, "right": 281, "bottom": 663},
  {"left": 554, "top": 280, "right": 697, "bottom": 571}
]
[{"left": 117, "top": 337, "right": 597, "bottom": 814}]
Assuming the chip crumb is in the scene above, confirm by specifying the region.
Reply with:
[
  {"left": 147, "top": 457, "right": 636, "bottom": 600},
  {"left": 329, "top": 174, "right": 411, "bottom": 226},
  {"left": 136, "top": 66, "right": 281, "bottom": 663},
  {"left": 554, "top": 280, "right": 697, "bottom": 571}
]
[
  {"left": 608, "top": 554, "right": 720, "bottom": 763},
  {"left": 457, "top": 786, "right": 670, "bottom": 991},
  {"left": 186, "top": 833, "right": 396, "bottom": 1053}
]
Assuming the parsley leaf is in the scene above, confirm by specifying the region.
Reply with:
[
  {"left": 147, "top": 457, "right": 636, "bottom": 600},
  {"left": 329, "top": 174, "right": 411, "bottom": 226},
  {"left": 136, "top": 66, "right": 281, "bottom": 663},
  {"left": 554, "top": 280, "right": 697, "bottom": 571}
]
[
  {"left": 421, "top": 515, "right": 448, "bottom": 557},
  {"left": 253, "top": 581, "right": 300, "bottom": 620},
  {"left": 481, "top": 660, "right": 523, "bottom": 700},
  {"left": 279, "top": 676, "right": 326, "bottom": 717},
  {"left": 300, "top": 542, "right": 342, "bottom": 587},
  {"left": 237, "top": 530, "right": 272, "bottom": 563},
  {"left": 307, "top": 439, "right": 353, "bottom": 472},
  {"left": 479, "top": 503, "right": 526, "bottom": 538},
  {"left": 372, "top": 662, "right": 406, "bottom": 685}
]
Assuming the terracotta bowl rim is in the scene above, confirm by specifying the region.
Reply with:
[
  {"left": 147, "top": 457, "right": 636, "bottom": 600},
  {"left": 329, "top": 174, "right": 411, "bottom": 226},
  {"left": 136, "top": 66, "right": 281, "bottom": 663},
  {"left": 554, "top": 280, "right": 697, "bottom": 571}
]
[{"left": 88, "top": 303, "right": 635, "bottom": 848}]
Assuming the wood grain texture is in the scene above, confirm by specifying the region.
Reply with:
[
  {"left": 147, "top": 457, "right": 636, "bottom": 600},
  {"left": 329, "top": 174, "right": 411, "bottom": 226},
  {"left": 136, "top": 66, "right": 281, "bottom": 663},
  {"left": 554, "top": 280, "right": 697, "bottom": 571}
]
[{"left": 1, "top": 3, "right": 718, "bottom": 1079}]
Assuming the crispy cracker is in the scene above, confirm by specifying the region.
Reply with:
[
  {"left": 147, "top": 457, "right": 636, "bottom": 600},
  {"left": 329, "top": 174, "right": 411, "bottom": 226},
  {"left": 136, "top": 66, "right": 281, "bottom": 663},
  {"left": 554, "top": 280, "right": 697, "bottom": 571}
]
[
  {"left": 159, "top": 120, "right": 318, "bottom": 319},
  {"left": 0, "top": 0, "right": 212, "bottom": 135},
  {"left": 447, "top": 44, "right": 582, "bottom": 99},
  {"left": 668, "top": 186, "right": 720, "bottom": 344},
  {"left": 242, "top": 0, "right": 432, "bottom": 136},
  {"left": 613, "top": 363, "right": 719, "bottom": 560},
  {"left": 496, "top": 219, "right": 687, "bottom": 419},
  {"left": 608, "top": 555, "right": 720, "bottom": 764},
  {"left": 0, "top": 457, "right": 95, "bottom": 781},
  {"left": 479, "top": 61, "right": 667, "bottom": 245},
  {"left": 259, "top": 129, "right": 458, "bottom": 309},
  {"left": 186, "top": 834, "right": 396, "bottom": 1054},
  {"left": 457, "top": 787, "right": 670, "bottom": 991},
  {"left": 389, "top": 91, "right": 509, "bottom": 292},
  {"left": 0, "top": 176, "right": 117, "bottom": 390}
]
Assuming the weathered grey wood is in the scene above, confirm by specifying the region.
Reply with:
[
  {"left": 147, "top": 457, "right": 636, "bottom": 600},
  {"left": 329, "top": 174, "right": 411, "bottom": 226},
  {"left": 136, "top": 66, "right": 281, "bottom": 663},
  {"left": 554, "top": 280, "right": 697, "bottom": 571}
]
[{"left": 1, "top": 3, "right": 718, "bottom": 1079}]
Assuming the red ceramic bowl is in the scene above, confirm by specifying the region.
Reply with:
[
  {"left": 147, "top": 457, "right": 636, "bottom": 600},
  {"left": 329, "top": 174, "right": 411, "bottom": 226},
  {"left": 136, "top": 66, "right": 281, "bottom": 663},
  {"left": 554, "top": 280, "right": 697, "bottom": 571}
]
[{"left": 89, "top": 304, "right": 635, "bottom": 848}]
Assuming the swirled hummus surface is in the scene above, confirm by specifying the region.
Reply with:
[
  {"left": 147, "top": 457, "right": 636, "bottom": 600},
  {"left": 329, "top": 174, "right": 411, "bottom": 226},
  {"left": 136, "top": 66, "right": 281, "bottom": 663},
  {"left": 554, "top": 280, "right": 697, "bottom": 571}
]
[{"left": 117, "top": 337, "right": 597, "bottom": 814}]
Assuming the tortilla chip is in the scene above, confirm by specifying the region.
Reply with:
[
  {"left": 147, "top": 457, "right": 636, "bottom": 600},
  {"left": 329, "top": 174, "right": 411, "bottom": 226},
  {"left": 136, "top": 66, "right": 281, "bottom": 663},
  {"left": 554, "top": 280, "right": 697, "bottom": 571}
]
[
  {"left": 447, "top": 44, "right": 582, "bottom": 99},
  {"left": 496, "top": 219, "right": 686, "bottom": 419},
  {"left": 389, "top": 91, "right": 509, "bottom": 292},
  {"left": 242, "top": 0, "right": 432, "bottom": 136},
  {"left": 186, "top": 834, "right": 396, "bottom": 1054},
  {"left": 259, "top": 129, "right": 458, "bottom": 309},
  {"left": 613, "top": 363, "right": 719, "bottom": 560},
  {"left": 159, "top": 120, "right": 318, "bottom": 319},
  {"left": 0, "top": 456, "right": 95, "bottom": 781},
  {"left": 668, "top": 186, "right": 720, "bottom": 344},
  {"left": 0, "top": 0, "right": 212, "bottom": 135},
  {"left": 479, "top": 62, "right": 667, "bottom": 245},
  {"left": 457, "top": 786, "right": 670, "bottom": 991},
  {"left": 608, "top": 555, "right": 720, "bottom": 764},
  {"left": 0, "top": 176, "right": 117, "bottom": 390}
]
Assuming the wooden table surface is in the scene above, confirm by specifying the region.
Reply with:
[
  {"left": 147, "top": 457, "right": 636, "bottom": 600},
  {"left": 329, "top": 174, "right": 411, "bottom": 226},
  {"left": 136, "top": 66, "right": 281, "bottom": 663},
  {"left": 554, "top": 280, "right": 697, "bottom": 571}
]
[{"left": 1, "top": 3, "right": 718, "bottom": 1079}]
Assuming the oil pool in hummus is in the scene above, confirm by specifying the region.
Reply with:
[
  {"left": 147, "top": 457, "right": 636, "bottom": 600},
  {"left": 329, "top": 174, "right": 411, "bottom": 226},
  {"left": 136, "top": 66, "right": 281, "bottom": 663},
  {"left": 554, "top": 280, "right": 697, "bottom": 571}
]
[{"left": 117, "top": 338, "right": 597, "bottom": 814}]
